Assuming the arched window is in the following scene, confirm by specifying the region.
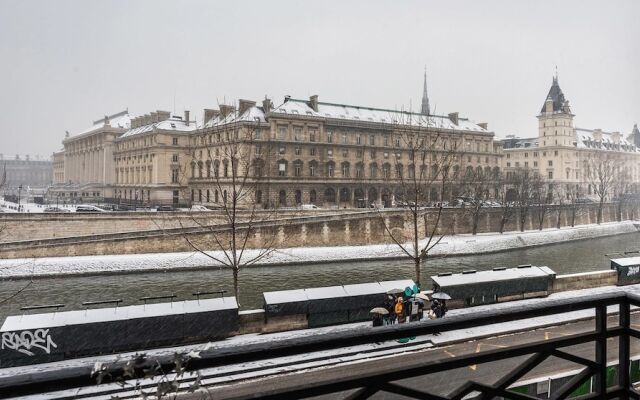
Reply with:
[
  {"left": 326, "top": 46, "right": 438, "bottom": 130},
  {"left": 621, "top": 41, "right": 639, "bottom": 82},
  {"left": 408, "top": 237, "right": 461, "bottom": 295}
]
[
  {"left": 310, "top": 190, "right": 317, "bottom": 204},
  {"left": 432, "top": 164, "right": 439, "bottom": 179},
  {"left": 215, "top": 189, "right": 219, "bottom": 203},
  {"left": 198, "top": 161, "right": 203, "bottom": 178},
  {"left": 294, "top": 160, "right": 303, "bottom": 177},
  {"left": 214, "top": 160, "right": 220, "bottom": 177},
  {"left": 382, "top": 163, "right": 391, "bottom": 179},
  {"left": 295, "top": 190, "right": 302, "bottom": 204},
  {"left": 326, "top": 161, "right": 335, "bottom": 177},
  {"left": 190, "top": 162, "right": 196, "bottom": 178},
  {"left": 369, "top": 163, "right": 378, "bottom": 179},
  {"left": 223, "top": 160, "right": 229, "bottom": 177},
  {"left": 324, "top": 188, "right": 336, "bottom": 203},
  {"left": 341, "top": 162, "right": 350, "bottom": 177},
  {"left": 278, "top": 159, "right": 288, "bottom": 176},
  {"left": 279, "top": 190, "right": 287, "bottom": 206},
  {"left": 355, "top": 162, "right": 364, "bottom": 178},
  {"left": 309, "top": 160, "right": 317, "bottom": 177},
  {"left": 408, "top": 164, "right": 415, "bottom": 179},
  {"left": 339, "top": 187, "right": 350, "bottom": 202},
  {"left": 205, "top": 160, "right": 211, "bottom": 178},
  {"left": 396, "top": 163, "right": 403, "bottom": 179},
  {"left": 254, "top": 158, "right": 264, "bottom": 177},
  {"left": 466, "top": 166, "right": 474, "bottom": 177},
  {"left": 256, "top": 190, "right": 262, "bottom": 204}
]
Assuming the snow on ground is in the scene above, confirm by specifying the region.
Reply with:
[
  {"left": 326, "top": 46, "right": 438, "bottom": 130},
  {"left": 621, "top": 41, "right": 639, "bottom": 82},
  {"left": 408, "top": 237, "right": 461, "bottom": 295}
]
[
  {"left": 1, "top": 282, "right": 638, "bottom": 383},
  {"left": 0, "top": 221, "right": 637, "bottom": 279},
  {"left": 0, "top": 199, "right": 75, "bottom": 213}
]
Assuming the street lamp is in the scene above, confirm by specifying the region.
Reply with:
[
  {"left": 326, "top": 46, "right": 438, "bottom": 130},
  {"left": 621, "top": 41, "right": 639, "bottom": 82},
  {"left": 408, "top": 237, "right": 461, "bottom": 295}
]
[{"left": 18, "top": 184, "right": 22, "bottom": 212}]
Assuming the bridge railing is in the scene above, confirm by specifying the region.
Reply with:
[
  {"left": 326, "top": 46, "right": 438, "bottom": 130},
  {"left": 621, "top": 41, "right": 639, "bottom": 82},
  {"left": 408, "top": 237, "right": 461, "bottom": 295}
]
[{"left": 2, "top": 291, "right": 640, "bottom": 399}]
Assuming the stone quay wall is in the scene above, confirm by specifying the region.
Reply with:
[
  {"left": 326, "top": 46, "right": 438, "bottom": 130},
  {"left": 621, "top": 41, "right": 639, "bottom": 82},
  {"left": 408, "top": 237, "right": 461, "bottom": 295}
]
[{"left": 0, "top": 203, "right": 635, "bottom": 259}]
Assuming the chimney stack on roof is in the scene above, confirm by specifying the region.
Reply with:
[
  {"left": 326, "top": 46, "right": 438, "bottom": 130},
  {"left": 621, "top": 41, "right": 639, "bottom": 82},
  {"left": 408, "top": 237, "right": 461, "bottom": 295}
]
[
  {"left": 612, "top": 131, "right": 621, "bottom": 144},
  {"left": 157, "top": 110, "right": 170, "bottom": 121},
  {"left": 184, "top": 110, "right": 190, "bottom": 126},
  {"left": 220, "top": 104, "right": 235, "bottom": 118},
  {"left": 238, "top": 99, "right": 256, "bottom": 116},
  {"left": 204, "top": 109, "right": 219, "bottom": 123},
  {"left": 593, "top": 129, "right": 603, "bottom": 142},
  {"left": 150, "top": 112, "right": 158, "bottom": 123},
  {"left": 104, "top": 115, "right": 110, "bottom": 127},
  {"left": 448, "top": 112, "right": 459, "bottom": 125},
  {"left": 309, "top": 95, "right": 319, "bottom": 112}
]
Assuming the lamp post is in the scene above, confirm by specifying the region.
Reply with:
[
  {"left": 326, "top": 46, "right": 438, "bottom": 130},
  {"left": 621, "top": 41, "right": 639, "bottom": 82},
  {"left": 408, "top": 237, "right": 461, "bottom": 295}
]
[{"left": 18, "top": 184, "right": 22, "bottom": 212}]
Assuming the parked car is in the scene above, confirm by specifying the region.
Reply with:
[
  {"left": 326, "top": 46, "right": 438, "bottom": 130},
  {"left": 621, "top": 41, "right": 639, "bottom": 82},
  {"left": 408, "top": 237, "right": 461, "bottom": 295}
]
[
  {"left": 75, "top": 205, "right": 108, "bottom": 212},
  {"left": 189, "top": 205, "right": 210, "bottom": 212},
  {"left": 156, "top": 205, "right": 175, "bottom": 212},
  {"left": 300, "top": 204, "right": 320, "bottom": 210}
]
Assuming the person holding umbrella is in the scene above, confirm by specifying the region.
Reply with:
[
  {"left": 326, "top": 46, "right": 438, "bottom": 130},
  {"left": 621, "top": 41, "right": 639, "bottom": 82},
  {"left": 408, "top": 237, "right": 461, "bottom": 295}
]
[{"left": 395, "top": 297, "right": 405, "bottom": 323}]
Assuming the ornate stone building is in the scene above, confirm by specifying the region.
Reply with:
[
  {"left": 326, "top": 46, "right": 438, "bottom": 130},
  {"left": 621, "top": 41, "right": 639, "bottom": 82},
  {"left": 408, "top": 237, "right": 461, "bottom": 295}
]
[
  {"left": 112, "top": 110, "right": 195, "bottom": 205},
  {"left": 0, "top": 154, "right": 52, "bottom": 189},
  {"left": 48, "top": 110, "right": 131, "bottom": 202},
  {"left": 501, "top": 76, "right": 640, "bottom": 199},
  {"left": 189, "top": 94, "right": 499, "bottom": 208}
]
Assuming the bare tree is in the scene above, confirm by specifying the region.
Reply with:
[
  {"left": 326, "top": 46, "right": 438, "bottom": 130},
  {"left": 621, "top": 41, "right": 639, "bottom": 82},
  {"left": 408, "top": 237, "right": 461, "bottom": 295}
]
[
  {"left": 376, "top": 111, "right": 458, "bottom": 287},
  {"left": 586, "top": 152, "right": 618, "bottom": 224},
  {"left": 494, "top": 171, "right": 516, "bottom": 234},
  {"left": 613, "top": 164, "right": 633, "bottom": 222},
  {"left": 531, "top": 175, "right": 551, "bottom": 230},
  {"left": 459, "top": 166, "right": 494, "bottom": 235},
  {"left": 173, "top": 103, "right": 283, "bottom": 304}
]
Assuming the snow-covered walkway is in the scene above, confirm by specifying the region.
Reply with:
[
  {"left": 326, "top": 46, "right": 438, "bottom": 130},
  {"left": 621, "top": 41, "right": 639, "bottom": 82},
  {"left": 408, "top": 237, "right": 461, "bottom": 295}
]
[{"left": 0, "top": 221, "right": 636, "bottom": 279}]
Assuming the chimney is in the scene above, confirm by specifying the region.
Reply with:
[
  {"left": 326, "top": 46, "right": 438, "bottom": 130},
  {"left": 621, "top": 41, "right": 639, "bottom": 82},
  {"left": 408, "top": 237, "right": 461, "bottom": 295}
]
[
  {"left": 157, "top": 111, "right": 171, "bottom": 121},
  {"left": 611, "top": 131, "right": 621, "bottom": 144},
  {"left": 204, "top": 108, "right": 219, "bottom": 123},
  {"left": 238, "top": 99, "right": 256, "bottom": 115},
  {"left": 184, "top": 110, "right": 190, "bottom": 126},
  {"left": 220, "top": 104, "right": 235, "bottom": 118},
  {"left": 448, "top": 112, "right": 459, "bottom": 125},
  {"left": 478, "top": 122, "right": 488, "bottom": 130},
  {"left": 150, "top": 112, "right": 158, "bottom": 123},
  {"left": 143, "top": 114, "right": 151, "bottom": 126},
  {"left": 309, "top": 95, "right": 318, "bottom": 112},
  {"left": 593, "top": 129, "right": 603, "bottom": 142},
  {"left": 104, "top": 115, "right": 110, "bottom": 127},
  {"left": 262, "top": 97, "right": 272, "bottom": 114}
]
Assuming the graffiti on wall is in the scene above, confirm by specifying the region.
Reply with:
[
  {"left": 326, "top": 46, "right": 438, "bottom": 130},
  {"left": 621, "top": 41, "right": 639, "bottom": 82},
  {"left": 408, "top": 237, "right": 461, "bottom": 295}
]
[{"left": 1, "top": 329, "right": 57, "bottom": 356}]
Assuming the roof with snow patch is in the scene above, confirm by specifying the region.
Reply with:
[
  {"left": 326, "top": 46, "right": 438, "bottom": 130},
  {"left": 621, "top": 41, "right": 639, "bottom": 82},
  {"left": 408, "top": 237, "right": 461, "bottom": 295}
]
[{"left": 120, "top": 116, "right": 197, "bottom": 138}]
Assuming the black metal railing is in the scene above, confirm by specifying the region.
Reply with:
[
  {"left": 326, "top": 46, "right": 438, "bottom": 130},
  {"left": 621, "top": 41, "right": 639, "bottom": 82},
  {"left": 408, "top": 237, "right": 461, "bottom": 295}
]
[{"left": 2, "top": 292, "right": 640, "bottom": 399}]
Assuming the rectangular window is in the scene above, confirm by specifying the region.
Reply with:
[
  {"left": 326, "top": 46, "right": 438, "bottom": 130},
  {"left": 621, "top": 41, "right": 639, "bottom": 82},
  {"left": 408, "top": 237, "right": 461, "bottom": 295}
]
[
  {"left": 295, "top": 147, "right": 301, "bottom": 155},
  {"left": 310, "top": 147, "right": 317, "bottom": 156},
  {"left": 548, "top": 160, "right": 553, "bottom": 167},
  {"left": 278, "top": 162, "right": 286, "bottom": 176},
  {"left": 384, "top": 152, "right": 389, "bottom": 159},
  {"left": 172, "top": 137, "right": 178, "bottom": 145},
  {"left": 327, "top": 131, "right": 333, "bottom": 143},
  {"left": 384, "top": 136, "right": 389, "bottom": 146},
  {"left": 295, "top": 164, "right": 301, "bottom": 177},
  {"left": 548, "top": 171, "right": 553, "bottom": 179},
  {"left": 278, "top": 126, "right": 287, "bottom": 140},
  {"left": 327, "top": 149, "right": 333, "bottom": 157},
  {"left": 342, "top": 133, "right": 347, "bottom": 144},
  {"left": 172, "top": 154, "right": 178, "bottom": 162},
  {"left": 309, "top": 129, "right": 316, "bottom": 142},
  {"left": 356, "top": 134, "right": 361, "bottom": 145},
  {"left": 554, "top": 150, "right": 559, "bottom": 156},
  {"left": 534, "top": 161, "right": 538, "bottom": 167},
  {"left": 395, "top": 138, "right": 400, "bottom": 147},
  {"left": 369, "top": 135, "right": 375, "bottom": 145},
  {"left": 279, "top": 146, "right": 286, "bottom": 155},
  {"left": 294, "top": 127, "right": 302, "bottom": 141},
  {"left": 356, "top": 149, "right": 363, "bottom": 158},
  {"left": 370, "top": 150, "right": 376, "bottom": 158},
  {"left": 342, "top": 148, "right": 348, "bottom": 157},
  {"left": 256, "top": 145, "right": 262, "bottom": 155}
]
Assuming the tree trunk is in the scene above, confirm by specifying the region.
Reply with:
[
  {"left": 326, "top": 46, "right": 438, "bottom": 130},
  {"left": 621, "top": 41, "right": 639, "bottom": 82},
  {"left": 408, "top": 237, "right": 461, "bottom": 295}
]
[
  {"left": 472, "top": 211, "right": 479, "bottom": 235},
  {"left": 597, "top": 201, "right": 603, "bottom": 224},
  {"left": 414, "top": 257, "right": 421, "bottom": 288},
  {"left": 556, "top": 209, "right": 561, "bottom": 229},
  {"left": 232, "top": 267, "right": 240, "bottom": 306},
  {"left": 571, "top": 206, "right": 576, "bottom": 227}
]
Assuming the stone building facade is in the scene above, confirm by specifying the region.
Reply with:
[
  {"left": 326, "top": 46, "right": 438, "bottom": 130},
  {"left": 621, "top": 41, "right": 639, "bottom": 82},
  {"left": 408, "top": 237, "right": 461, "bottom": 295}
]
[
  {"left": 48, "top": 110, "right": 131, "bottom": 202},
  {"left": 189, "top": 95, "right": 499, "bottom": 208},
  {"left": 0, "top": 154, "right": 52, "bottom": 189},
  {"left": 502, "top": 76, "right": 640, "bottom": 199},
  {"left": 112, "top": 110, "right": 195, "bottom": 205}
]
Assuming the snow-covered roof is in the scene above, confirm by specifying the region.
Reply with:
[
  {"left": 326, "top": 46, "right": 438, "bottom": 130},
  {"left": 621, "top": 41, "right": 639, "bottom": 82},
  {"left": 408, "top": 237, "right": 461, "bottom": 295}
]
[
  {"left": 576, "top": 128, "right": 639, "bottom": 153},
  {"left": 263, "top": 280, "right": 416, "bottom": 305},
  {"left": 0, "top": 297, "right": 237, "bottom": 331},
  {"left": 611, "top": 257, "right": 640, "bottom": 267},
  {"left": 75, "top": 110, "right": 131, "bottom": 136},
  {"left": 272, "top": 98, "right": 489, "bottom": 133},
  {"left": 432, "top": 266, "right": 555, "bottom": 287},
  {"left": 120, "top": 116, "right": 196, "bottom": 138},
  {"left": 202, "top": 106, "right": 267, "bottom": 128}
]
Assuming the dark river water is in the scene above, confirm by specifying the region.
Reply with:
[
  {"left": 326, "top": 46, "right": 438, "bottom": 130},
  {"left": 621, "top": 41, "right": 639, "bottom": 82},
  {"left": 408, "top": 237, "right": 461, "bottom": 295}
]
[{"left": 1, "top": 232, "right": 639, "bottom": 320}]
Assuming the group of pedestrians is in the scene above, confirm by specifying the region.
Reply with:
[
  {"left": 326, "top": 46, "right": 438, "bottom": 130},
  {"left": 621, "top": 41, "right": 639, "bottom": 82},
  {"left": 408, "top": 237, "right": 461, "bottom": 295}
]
[{"left": 379, "top": 293, "right": 446, "bottom": 325}]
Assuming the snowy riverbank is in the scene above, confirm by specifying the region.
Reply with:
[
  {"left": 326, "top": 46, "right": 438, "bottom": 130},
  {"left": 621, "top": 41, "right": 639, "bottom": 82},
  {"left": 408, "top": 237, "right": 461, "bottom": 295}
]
[{"left": 0, "top": 221, "right": 637, "bottom": 279}]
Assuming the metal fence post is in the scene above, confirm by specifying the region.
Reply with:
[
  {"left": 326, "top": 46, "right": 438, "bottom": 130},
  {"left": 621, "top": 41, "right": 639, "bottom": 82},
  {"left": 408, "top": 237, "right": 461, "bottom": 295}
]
[
  {"left": 620, "top": 299, "right": 631, "bottom": 398},
  {"left": 595, "top": 304, "right": 607, "bottom": 396}
]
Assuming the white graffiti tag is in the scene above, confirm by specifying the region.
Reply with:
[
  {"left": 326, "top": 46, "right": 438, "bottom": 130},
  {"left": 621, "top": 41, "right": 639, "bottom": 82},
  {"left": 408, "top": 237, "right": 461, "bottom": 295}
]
[
  {"left": 627, "top": 266, "right": 640, "bottom": 277},
  {"left": 1, "top": 329, "right": 57, "bottom": 356}
]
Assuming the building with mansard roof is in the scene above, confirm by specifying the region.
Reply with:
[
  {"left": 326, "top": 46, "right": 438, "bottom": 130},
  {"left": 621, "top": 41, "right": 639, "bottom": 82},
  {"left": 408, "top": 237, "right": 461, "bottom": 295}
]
[
  {"left": 501, "top": 75, "right": 640, "bottom": 199},
  {"left": 188, "top": 91, "right": 499, "bottom": 208}
]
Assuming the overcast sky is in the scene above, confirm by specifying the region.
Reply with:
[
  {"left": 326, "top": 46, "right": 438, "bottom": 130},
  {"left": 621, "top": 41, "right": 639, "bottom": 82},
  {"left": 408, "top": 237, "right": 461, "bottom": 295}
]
[{"left": 0, "top": 0, "right": 638, "bottom": 159}]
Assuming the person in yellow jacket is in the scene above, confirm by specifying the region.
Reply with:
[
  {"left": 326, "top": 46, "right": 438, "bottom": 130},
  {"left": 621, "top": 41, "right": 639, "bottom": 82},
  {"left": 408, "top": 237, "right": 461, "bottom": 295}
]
[{"left": 395, "top": 297, "right": 405, "bottom": 323}]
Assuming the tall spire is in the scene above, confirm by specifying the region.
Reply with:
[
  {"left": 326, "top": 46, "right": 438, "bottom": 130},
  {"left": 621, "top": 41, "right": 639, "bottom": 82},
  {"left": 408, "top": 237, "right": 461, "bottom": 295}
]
[{"left": 421, "top": 66, "right": 430, "bottom": 115}]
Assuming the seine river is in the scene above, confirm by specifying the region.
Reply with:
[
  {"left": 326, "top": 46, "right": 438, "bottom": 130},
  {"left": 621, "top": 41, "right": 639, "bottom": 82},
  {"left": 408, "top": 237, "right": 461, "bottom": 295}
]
[{"left": 1, "top": 232, "right": 639, "bottom": 320}]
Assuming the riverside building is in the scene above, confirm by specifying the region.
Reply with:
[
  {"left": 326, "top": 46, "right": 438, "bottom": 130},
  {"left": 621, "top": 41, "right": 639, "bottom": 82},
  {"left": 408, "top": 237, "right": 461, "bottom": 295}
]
[{"left": 502, "top": 75, "right": 640, "bottom": 199}]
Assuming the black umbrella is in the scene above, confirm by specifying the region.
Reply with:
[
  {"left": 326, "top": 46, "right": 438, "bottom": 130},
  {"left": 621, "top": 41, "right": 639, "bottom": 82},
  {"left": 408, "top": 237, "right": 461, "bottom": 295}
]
[
  {"left": 431, "top": 292, "right": 452, "bottom": 300},
  {"left": 386, "top": 288, "right": 404, "bottom": 295}
]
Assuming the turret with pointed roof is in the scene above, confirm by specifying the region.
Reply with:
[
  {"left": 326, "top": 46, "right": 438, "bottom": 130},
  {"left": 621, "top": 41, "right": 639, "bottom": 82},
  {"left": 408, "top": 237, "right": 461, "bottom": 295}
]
[
  {"left": 630, "top": 123, "right": 640, "bottom": 147},
  {"left": 540, "top": 75, "right": 572, "bottom": 115},
  {"left": 421, "top": 68, "right": 430, "bottom": 115}
]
